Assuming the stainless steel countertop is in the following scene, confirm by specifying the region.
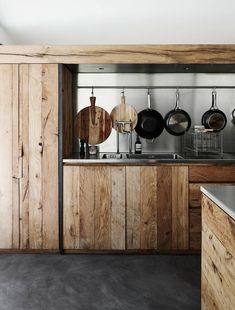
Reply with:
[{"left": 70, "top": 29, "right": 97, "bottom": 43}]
[{"left": 63, "top": 152, "right": 235, "bottom": 165}]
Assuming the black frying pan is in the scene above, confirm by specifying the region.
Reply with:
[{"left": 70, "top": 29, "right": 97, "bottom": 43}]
[
  {"left": 164, "top": 90, "right": 191, "bottom": 136},
  {"left": 201, "top": 90, "right": 227, "bottom": 132},
  {"left": 135, "top": 91, "right": 164, "bottom": 140}
]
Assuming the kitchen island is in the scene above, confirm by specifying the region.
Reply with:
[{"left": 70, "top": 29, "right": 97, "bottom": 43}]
[{"left": 201, "top": 185, "right": 235, "bottom": 309}]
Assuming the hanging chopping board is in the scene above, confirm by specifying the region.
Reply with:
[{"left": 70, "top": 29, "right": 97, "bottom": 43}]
[
  {"left": 110, "top": 93, "right": 138, "bottom": 133},
  {"left": 74, "top": 96, "right": 112, "bottom": 145}
]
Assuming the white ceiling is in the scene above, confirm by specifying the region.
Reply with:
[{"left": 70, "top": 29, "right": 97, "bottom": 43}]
[{"left": 1, "top": 0, "right": 235, "bottom": 44}]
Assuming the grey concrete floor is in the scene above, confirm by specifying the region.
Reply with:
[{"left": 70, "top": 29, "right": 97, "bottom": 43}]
[{"left": 0, "top": 254, "right": 200, "bottom": 310}]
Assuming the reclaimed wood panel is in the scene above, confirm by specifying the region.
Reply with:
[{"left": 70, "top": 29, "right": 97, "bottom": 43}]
[
  {"left": 202, "top": 194, "right": 235, "bottom": 258},
  {"left": 0, "top": 64, "right": 19, "bottom": 249},
  {"left": 62, "top": 65, "right": 73, "bottom": 158},
  {"left": 126, "top": 166, "right": 158, "bottom": 250},
  {"left": 172, "top": 166, "right": 189, "bottom": 249},
  {"left": 1, "top": 45, "right": 235, "bottom": 64},
  {"left": 19, "top": 64, "right": 58, "bottom": 250},
  {"left": 63, "top": 166, "right": 125, "bottom": 250},
  {"left": 202, "top": 221, "right": 235, "bottom": 309},
  {"left": 157, "top": 166, "right": 172, "bottom": 249},
  {"left": 189, "top": 165, "right": 235, "bottom": 183}
]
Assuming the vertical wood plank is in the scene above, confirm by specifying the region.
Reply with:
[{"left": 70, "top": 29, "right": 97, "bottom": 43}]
[
  {"left": 140, "top": 167, "right": 158, "bottom": 249},
  {"left": 126, "top": 166, "right": 141, "bottom": 249},
  {"left": 79, "top": 167, "right": 95, "bottom": 249},
  {"left": 172, "top": 166, "right": 189, "bottom": 249},
  {"left": 41, "top": 64, "right": 58, "bottom": 249},
  {"left": 111, "top": 166, "right": 125, "bottom": 250},
  {"left": 63, "top": 166, "right": 80, "bottom": 249},
  {"left": 94, "top": 167, "right": 111, "bottom": 249},
  {"left": 28, "top": 64, "right": 43, "bottom": 249},
  {"left": 0, "top": 65, "right": 19, "bottom": 248},
  {"left": 157, "top": 166, "right": 172, "bottom": 249},
  {"left": 19, "top": 64, "right": 30, "bottom": 249},
  {"left": 11, "top": 65, "right": 20, "bottom": 249}
]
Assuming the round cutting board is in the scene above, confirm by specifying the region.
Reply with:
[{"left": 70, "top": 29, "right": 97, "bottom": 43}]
[
  {"left": 110, "top": 95, "right": 138, "bottom": 132},
  {"left": 74, "top": 96, "right": 112, "bottom": 145}
]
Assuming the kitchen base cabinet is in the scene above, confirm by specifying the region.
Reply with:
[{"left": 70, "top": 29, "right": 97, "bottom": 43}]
[
  {"left": 126, "top": 166, "right": 188, "bottom": 250},
  {"left": 0, "top": 64, "right": 59, "bottom": 251},
  {"left": 202, "top": 194, "right": 235, "bottom": 309},
  {"left": 188, "top": 165, "right": 235, "bottom": 251},
  {"left": 64, "top": 165, "right": 189, "bottom": 252},
  {"left": 63, "top": 166, "right": 126, "bottom": 250}
]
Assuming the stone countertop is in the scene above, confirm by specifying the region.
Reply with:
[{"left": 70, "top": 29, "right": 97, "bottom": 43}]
[{"left": 201, "top": 185, "right": 235, "bottom": 220}]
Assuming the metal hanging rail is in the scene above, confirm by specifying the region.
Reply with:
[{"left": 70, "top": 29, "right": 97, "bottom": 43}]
[{"left": 77, "top": 85, "right": 235, "bottom": 90}]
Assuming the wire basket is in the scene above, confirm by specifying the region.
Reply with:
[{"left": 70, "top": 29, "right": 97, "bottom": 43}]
[{"left": 184, "top": 129, "right": 223, "bottom": 156}]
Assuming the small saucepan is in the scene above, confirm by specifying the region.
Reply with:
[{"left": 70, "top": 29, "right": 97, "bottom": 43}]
[
  {"left": 164, "top": 90, "right": 191, "bottom": 136},
  {"left": 201, "top": 89, "right": 227, "bottom": 132},
  {"left": 135, "top": 90, "right": 164, "bottom": 140}
]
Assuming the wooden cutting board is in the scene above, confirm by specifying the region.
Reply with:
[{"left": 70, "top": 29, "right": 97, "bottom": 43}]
[
  {"left": 110, "top": 95, "right": 138, "bottom": 132},
  {"left": 74, "top": 96, "right": 112, "bottom": 145}
]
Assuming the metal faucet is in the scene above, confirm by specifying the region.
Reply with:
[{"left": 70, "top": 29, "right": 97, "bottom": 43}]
[{"left": 116, "top": 120, "right": 133, "bottom": 154}]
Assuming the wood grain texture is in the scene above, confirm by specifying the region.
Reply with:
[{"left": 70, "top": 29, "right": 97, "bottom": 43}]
[
  {"left": 1, "top": 45, "right": 235, "bottom": 64},
  {"left": 157, "top": 166, "right": 172, "bottom": 249},
  {"left": 172, "top": 166, "right": 189, "bottom": 249},
  {"left": 62, "top": 65, "right": 73, "bottom": 158},
  {"left": 126, "top": 166, "right": 158, "bottom": 250},
  {"left": 202, "top": 194, "right": 235, "bottom": 309},
  {"left": 0, "top": 64, "right": 19, "bottom": 249},
  {"left": 75, "top": 97, "right": 112, "bottom": 145},
  {"left": 202, "top": 194, "right": 235, "bottom": 258},
  {"left": 110, "top": 96, "right": 138, "bottom": 132},
  {"left": 189, "top": 165, "right": 235, "bottom": 183},
  {"left": 63, "top": 166, "right": 125, "bottom": 250},
  {"left": 19, "top": 64, "right": 58, "bottom": 250}
]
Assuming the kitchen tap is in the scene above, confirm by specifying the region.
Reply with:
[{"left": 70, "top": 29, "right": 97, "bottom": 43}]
[{"left": 115, "top": 120, "right": 133, "bottom": 154}]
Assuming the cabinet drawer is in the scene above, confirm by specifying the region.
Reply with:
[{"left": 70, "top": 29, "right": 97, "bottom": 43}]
[{"left": 189, "top": 166, "right": 235, "bottom": 183}]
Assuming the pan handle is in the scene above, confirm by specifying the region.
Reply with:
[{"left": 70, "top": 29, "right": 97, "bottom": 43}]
[
  {"left": 211, "top": 89, "right": 218, "bottom": 110},
  {"left": 147, "top": 89, "right": 151, "bottom": 109},
  {"left": 174, "top": 89, "right": 180, "bottom": 110}
]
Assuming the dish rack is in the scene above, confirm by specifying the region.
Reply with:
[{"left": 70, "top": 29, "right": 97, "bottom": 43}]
[{"left": 183, "top": 129, "right": 223, "bottom": 157}]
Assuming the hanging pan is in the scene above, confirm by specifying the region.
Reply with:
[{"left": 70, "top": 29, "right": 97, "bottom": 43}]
[
  {"left": 135, "top": 90, "right": 164, "bottom": 140},
  {"left": 74, "top": 89, "right": 112, "bottom": 145},
  {"left": 164, "top": 89, "right": 191, "bottom": 136},
  {"left": 201, "top": 89, "right": 227, "bottom": 132}
]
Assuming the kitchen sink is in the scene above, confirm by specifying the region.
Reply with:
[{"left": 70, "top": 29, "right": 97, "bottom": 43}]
[
  {"left": 101, "top": 153, "right": 123, "bottom": 159},
  {"left": 126, "top": 153, "right": 184, "bottom": 160}
]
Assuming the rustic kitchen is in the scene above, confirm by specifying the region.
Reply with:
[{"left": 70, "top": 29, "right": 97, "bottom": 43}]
[{"left": 0, "top": 45, "right": 235, "bottom": 309}]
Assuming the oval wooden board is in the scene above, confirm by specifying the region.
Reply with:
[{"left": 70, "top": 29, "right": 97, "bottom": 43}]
[
  {"left": 110, "top": 102, "right": 138, "bottom": 132},
  {"left": 75, "top": 106, "right": 112, "bottom": 145}
]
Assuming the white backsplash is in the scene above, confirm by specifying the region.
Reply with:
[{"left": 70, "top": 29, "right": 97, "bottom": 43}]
[{"left": 75, "top": 73, "right": 235, "bottom": 153}]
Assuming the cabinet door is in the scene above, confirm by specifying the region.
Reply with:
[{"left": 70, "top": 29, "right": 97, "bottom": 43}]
[
  {"left": 0, "top": 65, "right": 19, "bottom": 249},
  {"left": 19, "top": 64, "right": 59, "bottom": 250},
  {"left": 126, "top": 166, "right": 189, "bottom": 250},
  {"left": 63, "top": 166, "right": 126, "bottom": 250}
]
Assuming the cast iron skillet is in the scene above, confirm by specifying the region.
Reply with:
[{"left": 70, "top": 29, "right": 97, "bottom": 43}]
[
  {"left": 135, "top": 91, "right": 164, "bottom": 140},
  {"left": 164, "top": 90, "right": 191, "bottom": 136},
  {"left": 201, "top": 89, "right": 227, "bottom": 132}
]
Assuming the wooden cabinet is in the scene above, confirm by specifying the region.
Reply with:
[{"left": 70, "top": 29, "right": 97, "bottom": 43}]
[
  {"left": 63, "top": 166, "right": 126, "bottom": 250},
  {"left": 202, "top": 194, "right": 235, "bottom": 309},
  {"left": 63, "top": 165, "right": 189, "bottom": 251},
  {"left": 188, "top": 165, "right": 235, "bottom": 251},
  {"left": 126, "top": 166, "right": 188, "bottom": 250},
  {"left": 0, "top": 64, "right": 59, "bottom": 250}
]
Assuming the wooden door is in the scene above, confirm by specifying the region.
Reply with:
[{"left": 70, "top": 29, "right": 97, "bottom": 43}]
[
  {"left": 19, "top": 64, "right": 59, "bottom": 250},
  {"left": 126, "top": 166, "right": 189, "bottom": 250},
  {"left": 0, "top": 64, "right": 59, "bottom": 250},
  {"left": 63, "top": 166, "right": 126, "bottom": 250},
  {"left": 0, "top": 65, "right": 19, "bottom": 249}
]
